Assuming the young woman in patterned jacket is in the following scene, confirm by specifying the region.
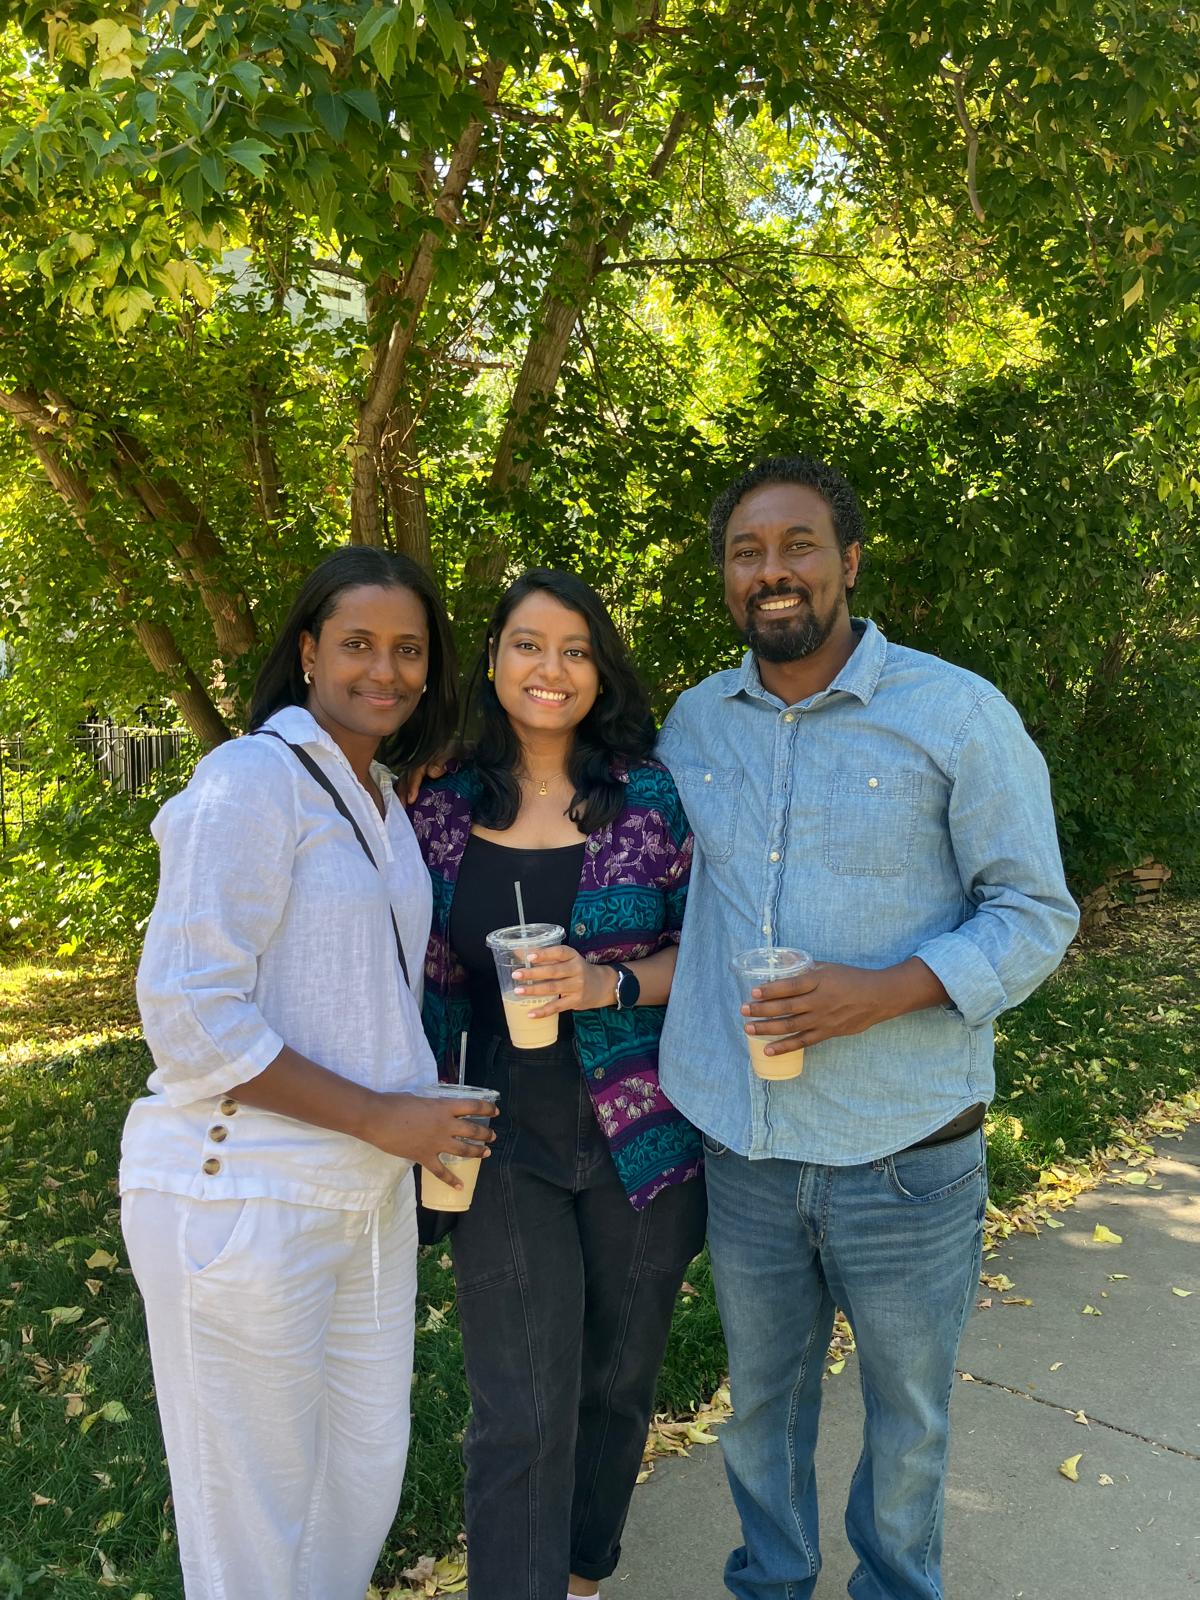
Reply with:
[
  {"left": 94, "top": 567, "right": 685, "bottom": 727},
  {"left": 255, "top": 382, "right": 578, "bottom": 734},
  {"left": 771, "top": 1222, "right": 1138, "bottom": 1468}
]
[{"left": 409, "top": 569, "right": 706, "bottom": 1600}]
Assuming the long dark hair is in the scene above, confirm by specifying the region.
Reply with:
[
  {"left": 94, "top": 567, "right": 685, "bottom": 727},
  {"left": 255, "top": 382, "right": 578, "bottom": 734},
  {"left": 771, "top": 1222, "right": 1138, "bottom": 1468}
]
[
  {"left": 248, "top": 546, "right": 458, "bottom": 773},
  {"left": 470, "top": 569, "right": 655, "bottom": 834}
]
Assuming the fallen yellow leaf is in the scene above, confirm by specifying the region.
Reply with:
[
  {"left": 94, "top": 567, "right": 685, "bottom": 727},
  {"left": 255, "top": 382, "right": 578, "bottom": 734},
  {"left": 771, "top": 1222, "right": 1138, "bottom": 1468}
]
[
  {"left": 1107, "top": 1274, "right": 1129, "bottom": 1281},
  {"left": 1092, "top": 1224, "right": 1123, "bottom": 1244},
  {"left": 85, "top": 1249, "right": 118, "bottom": 1271},
  {"left": 1073, "top": 1410, "right": 1089, "bottom": 1424},
  {"left": 1081, "top": 1304, "right": 1102, "bottom": 1316},
  {"left": 1098, "top": 1474, "right": 1114, "bottom": 1486},
  {"left": 1059, "top": 1453, "right": 1082, "bottom": 1481},
  {"left": 46, "top": 1305, "right": 83, "bottom": 1329},
  {"left": 1050, "top": 1361, "right": 1063, "bottom": 1372},
  {"left": 685, "top": 1422, "right": 719, "bottom": 1445},
  {"left": 1171, "top": 1287, "right": 1193, "bottom": 1298},
  {"left": 828, "top": 1358, "right": 846, "bottom": 1375}
]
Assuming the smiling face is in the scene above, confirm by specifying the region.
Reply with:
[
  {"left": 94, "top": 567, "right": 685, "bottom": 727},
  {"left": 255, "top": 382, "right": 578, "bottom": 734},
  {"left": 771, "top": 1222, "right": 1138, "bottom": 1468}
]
[
  {"left": 723, "top": 481, "right": 861, "bottom": 664},
  {"left": 299, "top": 583, "right": 428, "bottom": 761},
  {"left": 490, "top": 590, "right": 600, "bottom": 746}
]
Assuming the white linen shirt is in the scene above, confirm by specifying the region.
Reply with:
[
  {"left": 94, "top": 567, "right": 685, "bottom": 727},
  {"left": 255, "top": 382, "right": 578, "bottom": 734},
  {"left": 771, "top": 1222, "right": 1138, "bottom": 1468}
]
[{"left": 120, "top": 705, "right": 437, "bottom": 1211}]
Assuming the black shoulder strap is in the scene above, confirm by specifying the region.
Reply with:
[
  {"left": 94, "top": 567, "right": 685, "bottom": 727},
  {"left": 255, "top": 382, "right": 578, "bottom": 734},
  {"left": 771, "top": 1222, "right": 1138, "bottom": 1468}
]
[{"left": 257, "top": 729, "right": 411, "bottom": 988}]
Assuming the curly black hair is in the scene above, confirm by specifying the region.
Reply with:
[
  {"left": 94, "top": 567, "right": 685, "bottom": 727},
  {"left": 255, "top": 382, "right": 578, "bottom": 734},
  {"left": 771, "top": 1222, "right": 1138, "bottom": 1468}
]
[{"left": 708, "top": 454, "right": 866, "bottom": 572}]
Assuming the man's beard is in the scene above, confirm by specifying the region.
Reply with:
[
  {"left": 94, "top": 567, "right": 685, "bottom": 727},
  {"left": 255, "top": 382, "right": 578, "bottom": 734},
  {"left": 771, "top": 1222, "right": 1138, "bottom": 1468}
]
[{"left": 744, "top": 596, "right": 839, "bottom": 663}]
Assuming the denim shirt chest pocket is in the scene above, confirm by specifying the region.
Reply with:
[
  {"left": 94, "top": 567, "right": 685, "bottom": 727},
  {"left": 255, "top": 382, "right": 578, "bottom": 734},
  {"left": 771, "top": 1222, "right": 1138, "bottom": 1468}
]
[
  {"left": 823, "top": 768, "right": 923, "bottom": 877},
  {"left": 671, "top": 762, "right": 743, "bottom": 865}
]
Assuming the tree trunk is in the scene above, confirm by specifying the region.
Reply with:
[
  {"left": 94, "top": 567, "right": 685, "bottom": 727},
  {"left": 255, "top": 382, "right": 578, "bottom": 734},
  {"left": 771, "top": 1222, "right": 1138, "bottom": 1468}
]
[
  {"left": 248, "top": 383, "right": 288, "bottom": 530},
  {"left": 107, "top": 427, "right": 259, "bottom": 661},
  {"left": 351, "top": 58, "right": 506, "bottom": 545},
  {"left": 382, "top": 393, "right": 432, "bottom": 568},
  {"left": 458, "top": 104, "right": 692, "bottom": 609},
  {"left": 0, "top": 394, "right": 233, "bottom": 748}
]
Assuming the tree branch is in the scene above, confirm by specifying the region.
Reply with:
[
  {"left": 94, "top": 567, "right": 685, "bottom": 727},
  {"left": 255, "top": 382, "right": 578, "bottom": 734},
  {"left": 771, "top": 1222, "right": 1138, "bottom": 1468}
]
[
  {"left": 0, "top": 392, "right": 232, "bottom": 747},
  {"left": 351, "top": 57, "right": 506, "bottom": 544},
  {"left": 940, "top": 65, "right": 986, "bottom": 223}
]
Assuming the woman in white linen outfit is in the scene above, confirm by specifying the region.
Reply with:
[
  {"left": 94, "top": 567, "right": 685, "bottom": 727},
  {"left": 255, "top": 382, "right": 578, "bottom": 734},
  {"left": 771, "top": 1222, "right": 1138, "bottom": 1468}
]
[{"left": 120, "top": 548, "right": 497, "bottom": 1600}]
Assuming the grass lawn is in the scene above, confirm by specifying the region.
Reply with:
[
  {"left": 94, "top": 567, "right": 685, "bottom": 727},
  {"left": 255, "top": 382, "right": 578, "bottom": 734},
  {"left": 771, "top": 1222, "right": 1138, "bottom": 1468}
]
[{"left": 2, "top": 895, "right": 1198, "bottom": 1596}]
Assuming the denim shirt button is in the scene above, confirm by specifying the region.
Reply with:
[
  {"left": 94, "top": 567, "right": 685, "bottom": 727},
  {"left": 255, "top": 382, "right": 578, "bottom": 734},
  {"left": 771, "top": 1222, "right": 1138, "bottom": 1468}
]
[
  {"left": 868, "top": 776, "right": 879, "bottom": 788},
  {"left": 769, "top": 851, "right": 781, "bottom": 862},
  {"left": 783, "top": 712, "right": 796, "bottom": 723}
]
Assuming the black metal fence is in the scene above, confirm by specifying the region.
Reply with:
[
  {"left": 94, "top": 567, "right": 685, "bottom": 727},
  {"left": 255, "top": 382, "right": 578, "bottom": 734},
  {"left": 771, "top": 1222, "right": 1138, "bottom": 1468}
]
[{"left": 0, "top": 722, "right": 188, "bottom": 848}]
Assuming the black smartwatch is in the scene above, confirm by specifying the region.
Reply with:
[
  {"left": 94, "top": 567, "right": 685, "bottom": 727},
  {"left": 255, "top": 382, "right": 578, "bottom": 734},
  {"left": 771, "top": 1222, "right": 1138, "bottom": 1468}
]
[{"left": 609, "top": 963, "right": 640, "bottom": 1010}]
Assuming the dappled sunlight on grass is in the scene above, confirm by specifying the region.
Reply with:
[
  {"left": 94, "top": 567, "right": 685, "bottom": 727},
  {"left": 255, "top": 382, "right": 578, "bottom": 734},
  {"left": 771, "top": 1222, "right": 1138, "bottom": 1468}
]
[{"left": 0, "top": 952, "right": 140, "bottom": 1068}]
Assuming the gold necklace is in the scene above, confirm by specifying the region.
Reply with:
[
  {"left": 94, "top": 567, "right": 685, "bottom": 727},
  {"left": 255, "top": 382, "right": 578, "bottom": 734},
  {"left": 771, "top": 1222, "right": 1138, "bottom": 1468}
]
[{"left": 537, "top": 778, "right": 549, "bottom": 796}]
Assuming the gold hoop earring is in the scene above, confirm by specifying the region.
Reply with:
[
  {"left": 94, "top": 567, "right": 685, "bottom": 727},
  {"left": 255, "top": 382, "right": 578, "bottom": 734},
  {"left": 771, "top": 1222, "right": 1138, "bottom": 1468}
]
[
  {"left": 487, "top": 665, "right": 495, "bottom": 682},
  {"left": 303, "top": 670, "right": 312, "bottom": 686}
]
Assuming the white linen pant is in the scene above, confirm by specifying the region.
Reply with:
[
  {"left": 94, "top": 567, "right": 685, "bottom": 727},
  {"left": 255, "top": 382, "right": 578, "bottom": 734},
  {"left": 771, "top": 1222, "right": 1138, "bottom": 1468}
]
[{"left": 122, "top": 1180, "right": 418, "bottom": 1600}]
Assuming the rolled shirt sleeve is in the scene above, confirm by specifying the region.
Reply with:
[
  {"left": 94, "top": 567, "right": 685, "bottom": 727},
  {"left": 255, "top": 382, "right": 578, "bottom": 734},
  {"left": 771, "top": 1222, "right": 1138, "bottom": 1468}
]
[
  {"left": 135, "top": 743, "right": 295, "bottom": 1106},
  {"left": 915, "top": 694, "right": 1080, "bottom": 1029}
]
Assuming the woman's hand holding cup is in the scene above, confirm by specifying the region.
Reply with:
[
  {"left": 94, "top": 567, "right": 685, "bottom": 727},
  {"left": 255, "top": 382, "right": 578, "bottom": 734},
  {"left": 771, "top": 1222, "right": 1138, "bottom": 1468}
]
[
  {"left": 513, "top": 946, "right": 614, "bottom": 1017},
  {"left": 369, "top": 1090, "right": 498, "bottom": 1187}
]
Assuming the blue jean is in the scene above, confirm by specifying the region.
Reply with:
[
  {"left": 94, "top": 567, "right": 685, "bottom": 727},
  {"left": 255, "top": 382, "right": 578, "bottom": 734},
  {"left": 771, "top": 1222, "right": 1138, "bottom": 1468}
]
[{"left": 704, "top": 1128, "right": 987, "bottom": 1600}]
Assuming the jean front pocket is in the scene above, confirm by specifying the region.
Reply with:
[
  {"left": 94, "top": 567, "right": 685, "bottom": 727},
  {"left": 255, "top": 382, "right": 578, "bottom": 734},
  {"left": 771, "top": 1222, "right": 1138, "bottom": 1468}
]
[
  {"left": 671, "top": 762, "right": 743, "bottom": 865},
  {"left": 884, "top": 1129, "right": 986, "bottom": 1204},
  {"left": 701, "top": 1131, "right": 730, "bottom": 1159},
  {"left": 823, "top": 769, "right": 921, "bottom": 877}
]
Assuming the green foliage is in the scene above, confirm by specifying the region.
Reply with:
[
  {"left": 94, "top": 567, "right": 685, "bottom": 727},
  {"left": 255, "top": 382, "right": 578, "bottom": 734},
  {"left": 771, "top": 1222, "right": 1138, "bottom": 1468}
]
[
  {"left": 0, "top": 758, "right": 189, "bottom": 955},
  {"left": 1, "top": 0, "right": 1198, "bottom": 904}
]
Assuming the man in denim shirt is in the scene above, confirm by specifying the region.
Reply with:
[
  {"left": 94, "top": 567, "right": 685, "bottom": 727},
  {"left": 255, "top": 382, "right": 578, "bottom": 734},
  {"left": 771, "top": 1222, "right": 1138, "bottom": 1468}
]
[{"left": 658, "top": 455, "right": 1078, "bottom": 1600}]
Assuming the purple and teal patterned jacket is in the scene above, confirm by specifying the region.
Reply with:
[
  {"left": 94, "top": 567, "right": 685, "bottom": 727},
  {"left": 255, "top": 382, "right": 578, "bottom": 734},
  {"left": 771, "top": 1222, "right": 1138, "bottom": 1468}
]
[{"left": 409, "top": 759, "right": 702, "bottom": 1210}]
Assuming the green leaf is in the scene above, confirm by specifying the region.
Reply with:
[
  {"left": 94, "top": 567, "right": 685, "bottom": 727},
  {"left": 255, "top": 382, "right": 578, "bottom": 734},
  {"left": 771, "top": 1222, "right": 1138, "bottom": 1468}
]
[
  {"left": 226, "top": 138, "right": 272, "bottom": 178},
  {"left": 199, "top": 150, "right": 227, "bottom": 191},
  {"left": 343, "top": 87, "right": 383, "bottom": 125},
  {"left": 356, "top": 7, "right": 415, "bottom": 82},
  {"left": 425, "top": 0, "right": 466, "bottom": 66},
  {"left": 313, "top": 91, "right": 349, "bottom": 141},
  {"left": 0, "top": 126, "right": 30, "bottom": 167},
  {"left": 102, "top": 285, "right": 156, "bottom": 332},
  {"left": 225, "top": 60, "right": 264, "bottom": 104}
]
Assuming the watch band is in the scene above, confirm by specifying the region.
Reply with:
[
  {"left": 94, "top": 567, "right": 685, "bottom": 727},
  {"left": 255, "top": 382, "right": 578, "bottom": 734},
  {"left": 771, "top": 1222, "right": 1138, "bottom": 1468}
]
[{"left": 610, "top": 962, "right": 640, "bottom": 1010}]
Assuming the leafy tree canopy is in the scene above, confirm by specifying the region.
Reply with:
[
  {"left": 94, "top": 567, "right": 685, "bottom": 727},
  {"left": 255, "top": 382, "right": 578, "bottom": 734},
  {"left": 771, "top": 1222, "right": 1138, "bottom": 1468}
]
[{"left": 0, "top": 0, "right": 1197, "bottom": 897}]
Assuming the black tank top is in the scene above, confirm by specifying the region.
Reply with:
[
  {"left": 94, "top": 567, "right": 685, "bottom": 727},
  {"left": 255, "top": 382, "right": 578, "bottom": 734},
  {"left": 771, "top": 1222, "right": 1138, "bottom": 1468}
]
[{"left": 449, "top": 832, "right": 586, "bottom": 1041}]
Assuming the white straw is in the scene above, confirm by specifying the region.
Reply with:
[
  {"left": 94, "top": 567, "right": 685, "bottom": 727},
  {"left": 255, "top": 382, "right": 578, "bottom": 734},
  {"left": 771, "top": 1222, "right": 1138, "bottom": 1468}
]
[
  {"left": 514, "top": 880, "right": 527, "bottom": 932},
  {"left": 458, "top": 1030, "right": 468, "bottom": 1086}
]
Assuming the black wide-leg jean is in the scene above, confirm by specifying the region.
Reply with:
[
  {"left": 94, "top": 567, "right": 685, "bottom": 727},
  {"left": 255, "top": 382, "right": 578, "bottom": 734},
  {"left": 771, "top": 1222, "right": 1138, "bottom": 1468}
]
[{"left": 452, "top": 1034, "right": 707, "bottom": 1600}]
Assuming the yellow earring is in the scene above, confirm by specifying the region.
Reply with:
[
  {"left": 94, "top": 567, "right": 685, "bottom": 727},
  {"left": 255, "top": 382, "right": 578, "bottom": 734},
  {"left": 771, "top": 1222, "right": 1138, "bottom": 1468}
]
[{"left": 487, "top": 665, "right": 495, "bottom": 681}]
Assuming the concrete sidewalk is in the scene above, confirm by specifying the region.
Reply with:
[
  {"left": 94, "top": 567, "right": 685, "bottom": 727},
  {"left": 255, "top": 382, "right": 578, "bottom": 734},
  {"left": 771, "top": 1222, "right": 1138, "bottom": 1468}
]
[{"left": 613, "top": 1123, "right": 1200, "bottom": 1598}]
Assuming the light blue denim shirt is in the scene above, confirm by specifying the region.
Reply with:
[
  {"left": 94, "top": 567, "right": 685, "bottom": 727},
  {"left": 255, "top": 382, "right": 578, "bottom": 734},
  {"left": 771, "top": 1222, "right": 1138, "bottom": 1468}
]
[{"left": 657, "top": 619, "right": 1079, "bottom": 1164}]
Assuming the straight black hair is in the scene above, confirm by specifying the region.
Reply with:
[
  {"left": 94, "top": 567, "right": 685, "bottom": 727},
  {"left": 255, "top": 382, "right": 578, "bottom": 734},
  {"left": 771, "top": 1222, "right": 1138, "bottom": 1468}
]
[
  {"left": 470, "top": 569, "right": 655, "bottom": 834},
  {"left": 248, "top": 546, "right": 458, "bottom": 774}
]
